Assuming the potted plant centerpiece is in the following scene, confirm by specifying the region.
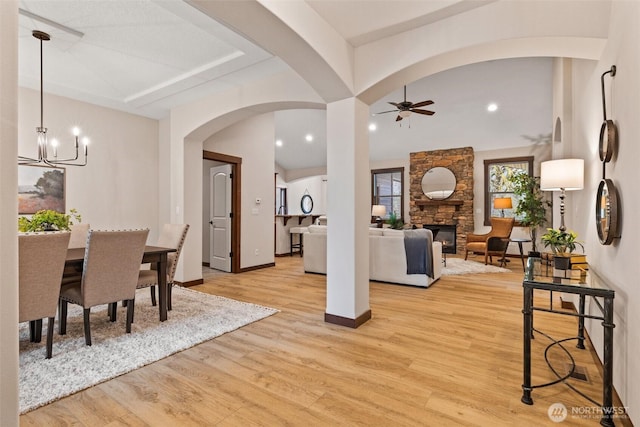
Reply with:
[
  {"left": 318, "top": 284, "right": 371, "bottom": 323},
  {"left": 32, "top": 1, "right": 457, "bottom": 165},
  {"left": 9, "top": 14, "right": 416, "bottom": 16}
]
[
  {"left": 511, "top": 172, "right": 551, "bottom": 257},
  {"left": 18, "top": 208, "right": 81, "bottom": 232},
  {"left": 388, "top": 211, "right": 404, "bottom": 230},
  {"left": 541, "top": 228, "right": 584, "bottom": 269}
]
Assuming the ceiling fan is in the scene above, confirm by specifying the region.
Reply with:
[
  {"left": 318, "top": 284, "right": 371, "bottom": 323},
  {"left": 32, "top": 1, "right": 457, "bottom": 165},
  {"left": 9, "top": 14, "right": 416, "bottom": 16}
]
[{"left": 374, "top": 85, "right": 435, "bottom": 122}]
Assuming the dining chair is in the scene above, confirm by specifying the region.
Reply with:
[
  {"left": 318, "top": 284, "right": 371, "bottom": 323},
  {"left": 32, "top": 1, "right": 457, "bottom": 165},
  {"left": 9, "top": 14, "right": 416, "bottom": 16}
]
[
  {"left": 68, "top": 223, "right": 90, "bottom": 248},
  {"left": 19, "top": 232, "right": 71, "bottom": 358},
  {"left": 137, "top": 223, "right": 189, "bottom": 311},
  {"left": 59, "top": 229, "right": 149, "bottom": 346}
]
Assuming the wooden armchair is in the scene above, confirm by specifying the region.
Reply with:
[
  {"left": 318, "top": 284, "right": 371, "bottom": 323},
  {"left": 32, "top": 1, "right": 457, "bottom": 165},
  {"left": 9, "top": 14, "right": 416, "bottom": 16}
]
[{"left": 464, "top": 217, "right": 515, "bottom": 266}]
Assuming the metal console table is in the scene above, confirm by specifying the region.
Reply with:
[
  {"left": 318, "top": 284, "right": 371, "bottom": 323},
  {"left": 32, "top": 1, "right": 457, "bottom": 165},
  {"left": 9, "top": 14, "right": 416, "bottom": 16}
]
[{"left": 521, "top": 267, "right": 616, "bottom": 427}]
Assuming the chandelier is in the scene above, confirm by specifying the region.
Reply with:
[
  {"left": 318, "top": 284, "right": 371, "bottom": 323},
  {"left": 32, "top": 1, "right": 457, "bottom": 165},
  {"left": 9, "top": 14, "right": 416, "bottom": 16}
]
[{"left": 18, "top": 30, "right": 89, "bottom": 167}]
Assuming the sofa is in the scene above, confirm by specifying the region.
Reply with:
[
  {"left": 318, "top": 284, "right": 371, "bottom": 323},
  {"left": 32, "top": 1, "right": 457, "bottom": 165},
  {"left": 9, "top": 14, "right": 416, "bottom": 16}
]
[{"left": 303, "top": 225, "right": 442, "bottom": 287}]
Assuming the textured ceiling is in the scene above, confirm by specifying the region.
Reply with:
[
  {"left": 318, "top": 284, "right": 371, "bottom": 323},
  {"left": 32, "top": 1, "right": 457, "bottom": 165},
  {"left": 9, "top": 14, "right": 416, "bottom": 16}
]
[{"left": 18, "top": 0, "right": 552, "bottom": 172}]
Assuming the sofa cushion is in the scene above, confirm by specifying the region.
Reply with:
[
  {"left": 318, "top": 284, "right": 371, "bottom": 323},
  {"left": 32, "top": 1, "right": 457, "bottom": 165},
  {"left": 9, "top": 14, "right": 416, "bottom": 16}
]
[
  {"left": 368, "top": 228, "right": 384, "bottom": 236},
  {"left": 307, "top": 225, "right": 327, "bottom": 234}
]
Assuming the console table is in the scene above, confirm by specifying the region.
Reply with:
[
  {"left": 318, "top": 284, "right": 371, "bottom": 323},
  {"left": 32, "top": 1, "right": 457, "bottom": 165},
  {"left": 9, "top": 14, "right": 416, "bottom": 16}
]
[{"left": 522, "top": 267, "right": 616, "bottom": 426}]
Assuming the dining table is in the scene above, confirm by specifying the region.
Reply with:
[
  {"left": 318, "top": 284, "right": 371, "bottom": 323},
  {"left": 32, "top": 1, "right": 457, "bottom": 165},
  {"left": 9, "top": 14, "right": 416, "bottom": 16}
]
[{"left": 65, "top": 245, "right": 177, "bottom": 322}]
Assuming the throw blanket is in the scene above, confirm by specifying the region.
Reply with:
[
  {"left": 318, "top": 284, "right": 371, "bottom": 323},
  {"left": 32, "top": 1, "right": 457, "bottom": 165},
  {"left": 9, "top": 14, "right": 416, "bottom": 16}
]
[{"left": 403, "top": 229, "right": 434, "bottom": 278}]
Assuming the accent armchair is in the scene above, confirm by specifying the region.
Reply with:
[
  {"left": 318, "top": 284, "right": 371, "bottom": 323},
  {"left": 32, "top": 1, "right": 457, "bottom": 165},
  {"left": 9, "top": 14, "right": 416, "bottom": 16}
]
[{"left": 464, "top": 217, "right": 515, "bottom": 266}]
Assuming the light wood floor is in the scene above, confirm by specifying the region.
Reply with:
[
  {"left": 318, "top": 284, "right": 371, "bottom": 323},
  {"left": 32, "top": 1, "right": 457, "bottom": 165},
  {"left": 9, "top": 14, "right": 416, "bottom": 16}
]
[{"left": 21, "top": 256, "right": 631, "bottom": 426}]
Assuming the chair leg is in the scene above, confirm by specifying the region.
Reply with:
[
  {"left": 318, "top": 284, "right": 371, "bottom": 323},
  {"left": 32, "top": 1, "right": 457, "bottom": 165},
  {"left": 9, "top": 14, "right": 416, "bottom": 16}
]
[
  {"left": 464, "top": 249, "right": 469, "bottom": 261},
  {"left": 46, "top": 317, "right": 54, "bottom": 359},
  {"left": 108, "top": 302, "right": 117, "bottom": 322},
  {"left": 150, "top": 285, "right": 157, "bottom": 306},
  {"left": 59, "top": 300, "right": 68, "bottom": 335},
  {"left": 168, "top": 283, "right": 172, "bottom": 311},
  {"left": 35, "top": 319, "right": 43, "bottom": 342},
  {"left": 484, "top": 254, "right": 489, "bottom": 265},
  {"left": 126, "top": 299, "right": 135, "bottom": 333},
  {"left": 29, "top": 320, "right": 36, "bottom": 342},
  {"left": 83, "top": 308, "right": 92, "bottom": 346}
]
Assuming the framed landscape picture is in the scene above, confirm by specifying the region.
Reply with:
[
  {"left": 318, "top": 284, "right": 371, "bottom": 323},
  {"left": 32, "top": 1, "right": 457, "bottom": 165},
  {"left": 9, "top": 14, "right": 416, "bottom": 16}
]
[{"left": 18, "top": 165, "right": 65, "bottom": 214}]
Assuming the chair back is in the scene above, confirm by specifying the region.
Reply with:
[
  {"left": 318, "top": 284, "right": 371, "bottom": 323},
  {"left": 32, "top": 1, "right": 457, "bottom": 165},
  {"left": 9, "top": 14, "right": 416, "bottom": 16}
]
[
  {"left": 81, "top": 229, "right": 149, "bottom": 307},
  {"left": 154, "top": 224, "right": 189, "bottom": 282},
  {"left": 18, "top": 232, "right": 71, "bottom": 322},
  {"left": 490, "top": 217, "right": 515, "bottom": 238},
  {"left": 68, "top": 223, "right": 90, "bottom": 248}
]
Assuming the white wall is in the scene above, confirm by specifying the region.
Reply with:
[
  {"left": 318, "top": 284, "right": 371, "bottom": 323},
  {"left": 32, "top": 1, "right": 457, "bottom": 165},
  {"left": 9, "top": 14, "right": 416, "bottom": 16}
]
[
  {"left": 286, "top": 175, "right": 326, "bottom": 215},
  {"left": 0, "top": 3, "right": 19, "bottom": 424},
  {"left": 204, "top": 113, "right": 275, "bottom": 269},
  {"left": 569, "top": 1, "right": 640, "bottom": 419},
  {"left": 18, "top": 87, "right": 160, "bottom": 241}
]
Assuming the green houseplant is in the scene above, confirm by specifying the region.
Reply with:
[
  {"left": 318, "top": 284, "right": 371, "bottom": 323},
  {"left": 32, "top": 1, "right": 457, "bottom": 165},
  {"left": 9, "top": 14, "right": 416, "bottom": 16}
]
[
  {"left": 387, "top": 211, "right": 404, "bottom": 230},
  {"left": 510, "top": 172, "right": 550, "bottom": 255},
  {"left": 18, "top": 208, "right": 81, "bottom": 232},
  {"left": 540, "top": 228, "right": 584, "bottom": 255}
]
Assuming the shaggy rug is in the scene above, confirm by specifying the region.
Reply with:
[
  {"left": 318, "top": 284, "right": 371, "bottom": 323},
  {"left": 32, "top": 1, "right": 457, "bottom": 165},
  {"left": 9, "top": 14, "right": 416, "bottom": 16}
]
[
  {"left": 441, "top": 257, "right": 511, "bottom": 275},
  {"left": 18, "top": 287, "right": 278, "bottom": 414}
]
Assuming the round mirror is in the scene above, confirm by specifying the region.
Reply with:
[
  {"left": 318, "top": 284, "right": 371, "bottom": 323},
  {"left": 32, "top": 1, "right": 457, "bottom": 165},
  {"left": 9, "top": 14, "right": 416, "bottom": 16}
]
[
  {"left": 421, "top": 167, "right": 456, "bottom": 200},
  {"left": 599, "top": 120, "right": 617, "bottom": 162},
  {"left": 301, "top": 194, "right": 313, "bottom": 214},
  {"left": 595, "top": 179, "right": 619, "bottom": 245}
]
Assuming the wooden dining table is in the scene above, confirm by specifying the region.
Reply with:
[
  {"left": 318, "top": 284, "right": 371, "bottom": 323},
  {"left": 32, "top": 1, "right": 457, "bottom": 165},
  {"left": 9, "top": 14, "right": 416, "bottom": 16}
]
[{"left": 65, "top": 245, "right": 177, "bottom": 322}]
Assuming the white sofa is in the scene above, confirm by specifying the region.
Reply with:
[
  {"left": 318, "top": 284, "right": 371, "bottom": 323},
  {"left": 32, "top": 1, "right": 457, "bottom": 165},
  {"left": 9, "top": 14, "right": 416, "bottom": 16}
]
[{"left": 303, "top": 225, "right": 442, "bottom": 287}]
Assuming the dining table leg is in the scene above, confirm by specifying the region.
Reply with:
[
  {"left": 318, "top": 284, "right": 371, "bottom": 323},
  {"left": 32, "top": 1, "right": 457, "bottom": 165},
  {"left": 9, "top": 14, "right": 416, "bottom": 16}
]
[{"left": 157, "top": 253, "right": 168, "bottom": 322}]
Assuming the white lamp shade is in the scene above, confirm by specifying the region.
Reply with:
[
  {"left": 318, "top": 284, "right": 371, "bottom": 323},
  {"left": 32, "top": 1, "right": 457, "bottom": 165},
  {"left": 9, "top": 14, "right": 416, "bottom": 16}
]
[
  {"left": 371, "top": 205, "right": 386, "bottom": 217},
  {"left": 540, "top": 159, "right": 584, "bottom": 191}
]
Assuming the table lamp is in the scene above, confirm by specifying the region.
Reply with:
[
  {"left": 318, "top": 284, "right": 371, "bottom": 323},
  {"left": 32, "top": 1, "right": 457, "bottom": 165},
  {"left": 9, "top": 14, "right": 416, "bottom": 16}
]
[
  {"left": 493, "top": 197, "right": 513, "bottom": 217},
  {"left": 540, "top": 159, "right": 584, "bottom": 232},
  {"left": 371, "top": 205, "right": 387, "bottom": 228}
]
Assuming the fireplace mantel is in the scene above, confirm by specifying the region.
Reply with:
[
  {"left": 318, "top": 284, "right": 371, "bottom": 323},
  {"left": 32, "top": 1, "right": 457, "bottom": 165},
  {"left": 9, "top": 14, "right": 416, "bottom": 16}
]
[{"left": 415, "top": 200, "right": 464, "bottom": 210}]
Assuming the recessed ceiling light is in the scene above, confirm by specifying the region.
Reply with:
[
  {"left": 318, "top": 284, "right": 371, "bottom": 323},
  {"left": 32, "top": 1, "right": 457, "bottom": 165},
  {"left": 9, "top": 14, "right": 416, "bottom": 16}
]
[
  {"left": 275, "top": 139, "right": 283, "bottom": 147},
  {"left": 305, "top": 134, "right": 313, "bottom": 142},
  {"left": 487, "top": 103, "right": 498, "bottom": 112},
  {"left": 369, "top": 123, "right": 377, "bottom": 131}
]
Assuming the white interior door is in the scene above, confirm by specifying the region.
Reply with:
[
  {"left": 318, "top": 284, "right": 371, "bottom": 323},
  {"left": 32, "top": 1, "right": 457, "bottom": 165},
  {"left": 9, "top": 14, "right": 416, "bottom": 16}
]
[{"left": 209, "top": 164, "right": 232, "bottom": 272}]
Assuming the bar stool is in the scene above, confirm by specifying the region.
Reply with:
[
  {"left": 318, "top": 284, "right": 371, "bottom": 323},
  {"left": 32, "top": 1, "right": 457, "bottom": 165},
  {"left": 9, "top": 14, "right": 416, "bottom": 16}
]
[{"left": 290, "top": 227, "right": 308, "bottom": 257}]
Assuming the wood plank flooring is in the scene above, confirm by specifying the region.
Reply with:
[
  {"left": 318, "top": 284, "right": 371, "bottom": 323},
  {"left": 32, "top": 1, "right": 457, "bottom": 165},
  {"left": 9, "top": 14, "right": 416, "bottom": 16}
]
[{"left": 20, "top": 256, "right": 632, "bottom": 426}]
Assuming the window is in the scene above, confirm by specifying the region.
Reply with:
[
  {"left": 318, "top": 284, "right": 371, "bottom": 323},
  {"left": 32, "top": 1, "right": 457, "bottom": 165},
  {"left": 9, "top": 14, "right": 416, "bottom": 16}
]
[
  {"left": 484, "top": 156, "right": 533, "bottom": 226},
  {"left": 371, "top": 167, "right": 404, "bottom": 220}
]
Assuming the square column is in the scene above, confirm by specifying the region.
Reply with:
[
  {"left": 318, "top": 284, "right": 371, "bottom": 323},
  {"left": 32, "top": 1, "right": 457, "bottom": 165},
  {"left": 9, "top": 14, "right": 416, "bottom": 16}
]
[{"left": 325, "top": 97, "right": 371, "bottom": 327}]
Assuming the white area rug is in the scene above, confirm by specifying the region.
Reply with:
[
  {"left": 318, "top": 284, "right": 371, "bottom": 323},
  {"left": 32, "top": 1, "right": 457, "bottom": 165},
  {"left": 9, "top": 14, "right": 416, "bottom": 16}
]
[
  {"left": 441, "top": 257, "right": 511, "bottom": 275},
  {"left": 19, "top": 287, "right": 278, "bottom": 414}
]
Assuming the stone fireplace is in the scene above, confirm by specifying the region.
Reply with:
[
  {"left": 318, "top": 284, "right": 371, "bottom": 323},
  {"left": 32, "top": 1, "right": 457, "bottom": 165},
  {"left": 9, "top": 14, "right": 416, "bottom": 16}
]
[{"left": 410, "top": 147, "right": 474, "bottom": 254}]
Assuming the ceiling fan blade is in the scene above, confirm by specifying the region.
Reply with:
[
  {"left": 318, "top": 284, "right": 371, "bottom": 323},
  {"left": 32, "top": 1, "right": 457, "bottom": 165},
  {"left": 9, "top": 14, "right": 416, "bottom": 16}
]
[
  {"left": 411, "top": 109, "right": 435, "bottom": 116},
  {"left": 395, "top": 115, "right": 403, "bottom": 122},
  {"left": 411, "top": 100, "right": 434, "bottom": 108},
  {"left": 388, "top": 101, "right": 400, "bottom": 108},
  {"left": 373, "top": 109, "right": 399, "bottom": 115}
]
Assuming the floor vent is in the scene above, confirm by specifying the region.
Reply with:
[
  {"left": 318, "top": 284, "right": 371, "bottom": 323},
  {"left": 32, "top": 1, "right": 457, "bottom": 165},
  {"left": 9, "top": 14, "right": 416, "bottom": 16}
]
[{"left": 566, "top": 364, "right": 589, "bottom": 382}]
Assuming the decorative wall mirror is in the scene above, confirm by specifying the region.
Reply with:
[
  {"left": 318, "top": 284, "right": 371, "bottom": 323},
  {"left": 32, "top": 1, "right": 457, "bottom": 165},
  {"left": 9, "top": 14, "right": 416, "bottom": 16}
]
[
  {"left": 301, "top": 194, "right": 313, "bottom": 214},
  {"left": 596, "top": 65, "right": 621, "bottom": 245},
  {"left": 596, "top": 179, "right": 619, "bottom": 245},
  {"left": 421, "top": 167, "right": 456, "bottom": 200}
]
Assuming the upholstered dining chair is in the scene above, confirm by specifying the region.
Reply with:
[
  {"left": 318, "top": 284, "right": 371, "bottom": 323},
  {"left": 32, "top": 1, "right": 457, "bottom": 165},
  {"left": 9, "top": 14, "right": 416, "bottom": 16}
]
[
  {"left": 464, "top": 217, "right": 515, "bottom": 266},
  {"left": 68, "top": 223, "right": 90, "bottom": 248},
  {"left": 59, "top": 229, "right": 149, "bottom": 346},
  {"left": 19, "top": 232, "right": 71, "bottom": 358},
  {"left": 137, "top": 223, "right": 189, "bottom": 311}
]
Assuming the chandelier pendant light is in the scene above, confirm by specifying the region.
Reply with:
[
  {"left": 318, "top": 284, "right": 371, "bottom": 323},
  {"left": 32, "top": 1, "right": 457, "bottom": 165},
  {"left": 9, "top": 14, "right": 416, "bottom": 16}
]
[{"left": 18, "top": 30, "right": 89, "bottom": 167}]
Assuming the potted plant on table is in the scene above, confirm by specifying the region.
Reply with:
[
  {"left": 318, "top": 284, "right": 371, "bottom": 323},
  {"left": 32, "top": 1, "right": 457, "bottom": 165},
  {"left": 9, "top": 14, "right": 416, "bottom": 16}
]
[
  {"left": 540, "top": 228, "right": 584, "bottom": 269},
  {"left": 18, "top": 208, "right": 81, "bottom": 232},
  {"left": 387, "top": 211, "right": 404, "bottom": 230},
  {"left": 511, "top": 172, "right": 551, "bottom": 257}
]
